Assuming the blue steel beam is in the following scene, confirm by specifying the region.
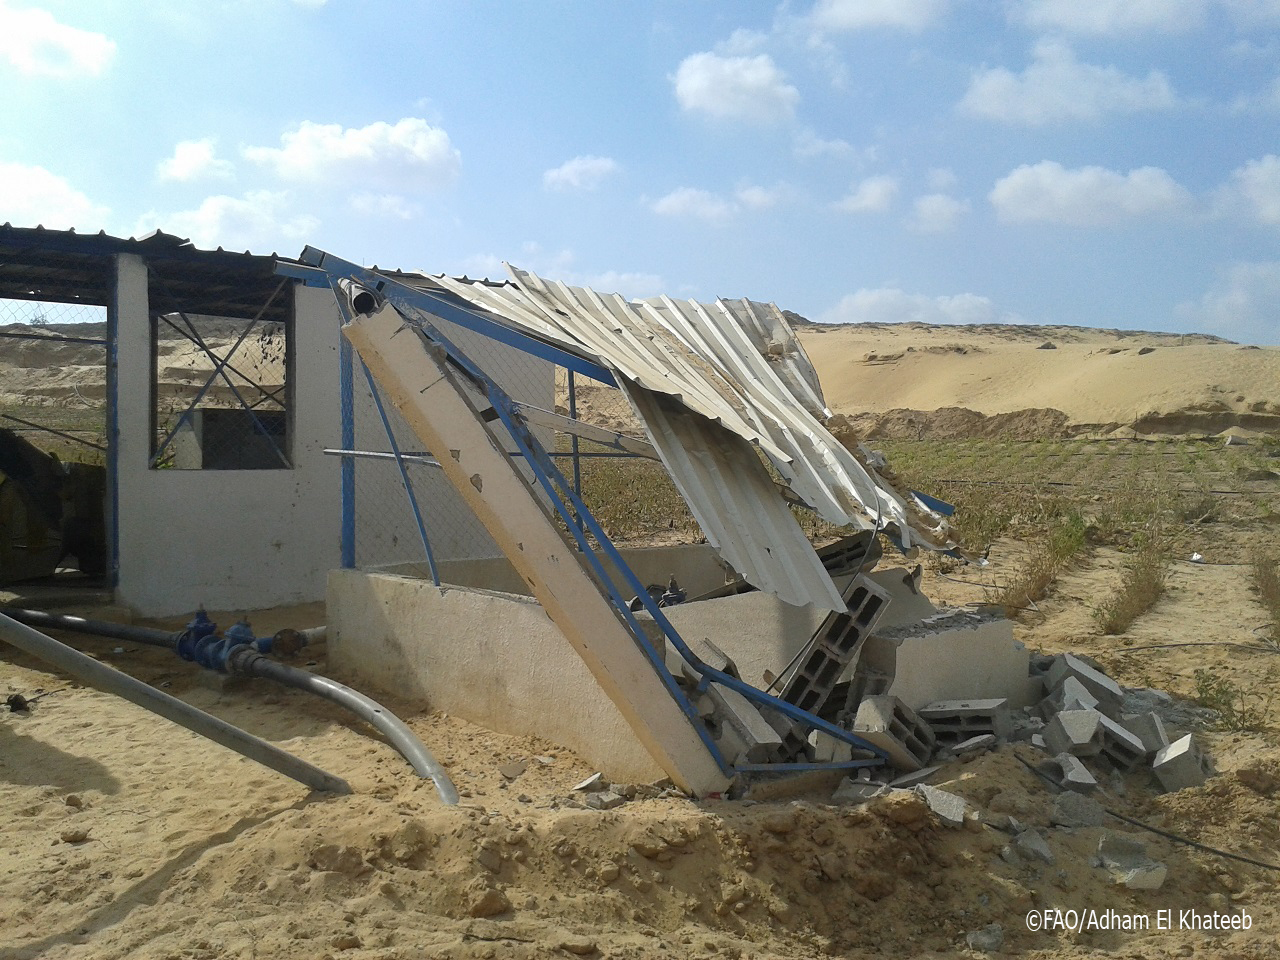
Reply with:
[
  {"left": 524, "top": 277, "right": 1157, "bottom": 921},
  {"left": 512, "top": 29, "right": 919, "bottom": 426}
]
[{"left": 297, "top": 246, "right": 617, "bottom": 387}]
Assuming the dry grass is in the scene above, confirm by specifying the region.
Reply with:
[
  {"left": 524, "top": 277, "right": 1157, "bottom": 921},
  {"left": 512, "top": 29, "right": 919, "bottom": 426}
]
[
  {"left": 1251, "top": 553, "right": 1280, "bottom": 648},
  {"left": 1094, "top": 528, "right": 1173, "bottom": 634},
  {"left": 988, "top": 511, "right": 1088, "bottom": 617}
]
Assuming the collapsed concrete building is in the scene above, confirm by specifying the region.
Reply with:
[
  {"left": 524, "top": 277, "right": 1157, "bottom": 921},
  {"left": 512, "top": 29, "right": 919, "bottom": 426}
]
[{"left": 295, "top": 248, "right": 1042, "bottom": 796}]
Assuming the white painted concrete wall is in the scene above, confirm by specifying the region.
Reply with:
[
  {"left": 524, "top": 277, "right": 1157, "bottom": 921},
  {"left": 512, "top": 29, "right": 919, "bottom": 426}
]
[{"left": 114, "top": 260, "right": 344, "bottom": 616}]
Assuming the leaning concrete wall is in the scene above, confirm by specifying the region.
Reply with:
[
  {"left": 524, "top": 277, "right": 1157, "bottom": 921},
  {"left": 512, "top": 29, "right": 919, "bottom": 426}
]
[{"left": 327, "top": 567, "right": 666, "bottom": 784}]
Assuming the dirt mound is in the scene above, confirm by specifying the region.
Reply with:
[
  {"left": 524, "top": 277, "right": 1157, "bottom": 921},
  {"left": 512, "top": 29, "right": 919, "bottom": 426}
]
[{"left": 829, "top": 407, "right": 1074, "bottom": 441}]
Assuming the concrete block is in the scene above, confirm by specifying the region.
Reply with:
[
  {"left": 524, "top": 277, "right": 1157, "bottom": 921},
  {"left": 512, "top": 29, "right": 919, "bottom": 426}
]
[
  {"left": 916, "top": 784, "right": 966, "bottom": 827},
  {"left": 811, "top": 730, "right": 854, "bottom": 763},
  {"left": 1046, "top": 654, "right": 1123, "bottom": 714},
  {"left": 706, "top": 684, "right": 785, "bottom": 764},
  {"left": 1095, "top": 713, "right": 1147, "bottom": 772},
  {"left": 1044, "top": 709, "right": 1105, "bottom": 758},
  {"left": 1119, "top": 862, "right": 1167, "bottom": 890},
  {"left": 1097, "top": 833, "right": 1167, "bottom": 890},
  {"left": 1120, "top": 712, "right": 1169, "bottom": 758},
  {"left": 1153, "top": 734, "right": 1213, "bottom": 792},
  {"left": 1039, "top": 676, "right": 1099, "bottom": 719},
  {"left": 919, "top": 698, "right": 1012, "bottom": 743},
  {"left": 1030, "top": 733, "right": 1046, "bottom": 751},
  {"left": 852, "top": 695, "right": 936, "bottom": 771},
  {"left": 1038, "top": 752, "right": 1098, "bottom": 794}
]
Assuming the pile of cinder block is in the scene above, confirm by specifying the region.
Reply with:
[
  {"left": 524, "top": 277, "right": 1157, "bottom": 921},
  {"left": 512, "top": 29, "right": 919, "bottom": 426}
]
[
  {"left": 1030, "top": 654, "right": 1214, "bottom": 793},
  {"left": 829, "top": 650, "right": 1215, "bottom": 804}
]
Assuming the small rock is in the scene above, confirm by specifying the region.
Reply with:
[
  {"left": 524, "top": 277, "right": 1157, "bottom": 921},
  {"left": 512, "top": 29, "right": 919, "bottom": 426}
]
[
  {"left": 1120, "top": 862, "right": 1167, "bottom": 890},
  {"left": 476, "top": 844, "right": 503, "bottom": 874},
  {"left": 559, "top": 934, "right": 597, "bottom": 955},
  {"left": 915, "top": 784, "right": 966, "bottom": 828},
  {"left": 1015, "top": 828, "right": 1054, "bottom": 864},
  {"left": 467, "top": 887, "right": 511, "bottom": 918},
  {"left": 761, "top": 811, "right": 796, "bottom": 834},
  {"left": 64, "top": 795, "right": 83, "bottom": 809},
  {"left": 596, "top": 862, "right": 620, "bottom": 884},
  {"left": 816, "top": 852, "right": 844, "bottom": 881},
  {"left": 59, "top": 827, "right": 90, "bottom": 845},
  {"left": 498, "top": 761, "right": 527, "bottom": 780},
  {"left": 330, "top": 933, "right": 361, "bottom": 950},
  {"left": 965, "top": 923, "right": 1004, "bottom": 952},
  {"left": 584, "top": 791, "right": 626, "bottom": 811}
]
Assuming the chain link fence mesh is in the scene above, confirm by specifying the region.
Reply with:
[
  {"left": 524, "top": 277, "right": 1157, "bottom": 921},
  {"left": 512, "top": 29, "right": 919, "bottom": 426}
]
[
  {"left": 0, "top": 298, "right": 109, "bottom": 462},
  {"left": 345, "top": 308, "right": 556, "bottom": 574}
]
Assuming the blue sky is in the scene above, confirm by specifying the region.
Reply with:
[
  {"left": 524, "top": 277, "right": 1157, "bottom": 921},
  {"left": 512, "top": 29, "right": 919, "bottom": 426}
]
[{"left": 1, "top": 0, "right": 1278, "bottom": 343}]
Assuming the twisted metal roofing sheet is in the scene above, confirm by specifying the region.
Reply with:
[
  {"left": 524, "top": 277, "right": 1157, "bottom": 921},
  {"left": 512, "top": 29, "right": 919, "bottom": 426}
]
[{"left": 427, "top": 267, "right": 948, "bottom": 611}]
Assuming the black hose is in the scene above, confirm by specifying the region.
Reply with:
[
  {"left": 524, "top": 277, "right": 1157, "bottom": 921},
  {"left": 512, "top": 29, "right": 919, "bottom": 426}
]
[
  {"left": 2, "top": 607, "right": 175, "bottom": 647},
  {"left": 229, "top": 649, "right": 458, "bottom": 805}
]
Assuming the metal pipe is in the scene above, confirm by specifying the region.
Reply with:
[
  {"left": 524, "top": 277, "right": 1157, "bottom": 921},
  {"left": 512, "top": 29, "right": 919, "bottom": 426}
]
[
  {"left": 2, "top": 607, "right": 175, "bottom": 647},
  {"left": 229, "top": 649, "right": 458, "bottom": 805},
  {"left": 0, "top": 612, "right": 351, "bottom": 795}
]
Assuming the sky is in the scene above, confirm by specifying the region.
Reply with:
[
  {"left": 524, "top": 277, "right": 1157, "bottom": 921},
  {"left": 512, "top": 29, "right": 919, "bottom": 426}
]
[{"left": 1, "top": 0, "right": 1278, "bottom": 344}]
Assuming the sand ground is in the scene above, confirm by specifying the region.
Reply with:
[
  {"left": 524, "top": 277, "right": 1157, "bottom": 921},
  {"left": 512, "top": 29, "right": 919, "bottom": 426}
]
[{"left": 3, "top": 320, "right": 1280, "bottom": 958}]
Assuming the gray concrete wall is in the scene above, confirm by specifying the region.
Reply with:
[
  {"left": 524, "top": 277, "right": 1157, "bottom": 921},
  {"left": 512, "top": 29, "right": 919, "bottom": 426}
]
[
  {"left": 114, "top": 262, "right": 344, "bottom": 616},
  {"left": 327, "top": 567, "right": 666, "bottom": 783}
]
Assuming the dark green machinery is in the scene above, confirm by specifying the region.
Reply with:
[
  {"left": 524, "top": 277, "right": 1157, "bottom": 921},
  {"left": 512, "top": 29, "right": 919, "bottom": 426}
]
[{"left": 0, "top": 427, "right": 106, "bottom": 585}]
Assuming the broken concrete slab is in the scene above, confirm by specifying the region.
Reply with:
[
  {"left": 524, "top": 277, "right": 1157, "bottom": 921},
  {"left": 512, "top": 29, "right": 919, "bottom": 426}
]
[
  {"left": 811, "top": 730, "right": 854, "bottom": 763},
  {"left": 1038, "top": 752, "right": 1098, "bottom": 794},
  {"left": 1097, "top": 833, "right": 1167, "bottom": 890},
  {"left": 952, "top": 733, "right": 998, "bottom": 756},
  {"left": 704, "top": 683, "right": 785, "bottom": 765},
  {"left": 1153, "top": 733, "right": 1214, "bottom": 792},
  {"left": 919, "top": 698, "right": 1012, "bottom": 743},
  {"left": 852, "top": 695, "right": 936, "bottom": 771},
  {"left": 832, "top": 778, "right": 888, "bottom": 804},
  {"left": 584, "top": 790, "right": 626, "bottom": 810},
  {"left": 1051, "top": 792, "right": 1105, "bottom": 828},
  {"left": 1046, "top": 654, "right": 1123, "bottom": 715},
  {"left": 1014, "top": 828, "right": 1054, "bottom": 864},
  {"left": 573, "top": 773, "right": 606, "bottom": 792},
  {"left": 965, "top": 924, "right": 1004, "bottom": 953},
  {"left": 1040, "top": 676, "right": 1100, "bottom": 719},
  {"left": 915, "top": 783, "right": 966, "bottom": 828},
  {"left": 888, "top": 765, "right": 941, "bottom": 789},
  {"left": 1121, "top": 711, "right": 1170, "bottom": 759}
]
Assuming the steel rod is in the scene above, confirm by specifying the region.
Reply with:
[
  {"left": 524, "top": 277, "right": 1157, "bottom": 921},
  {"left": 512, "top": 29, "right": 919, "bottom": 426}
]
[{"left": 0, "top": 612, "right": 351, "bottom": 794}]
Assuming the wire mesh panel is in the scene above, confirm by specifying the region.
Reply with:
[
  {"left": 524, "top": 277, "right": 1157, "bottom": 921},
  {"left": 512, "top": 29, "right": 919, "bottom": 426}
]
[
  {"left": 0, "top": 298, "right": 110, "bottom": 583},
  {"left": 150, "top": 306, "right": 291, "bottom": 471},
  {"left": 343, "top": 307, "right": 557, "bottom": 574}
]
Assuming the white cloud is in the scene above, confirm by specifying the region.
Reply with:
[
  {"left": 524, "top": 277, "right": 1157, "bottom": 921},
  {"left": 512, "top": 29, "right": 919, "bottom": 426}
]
[
  {"left": 990, "top": 161, "right": 1193, "bottom": 225},
  {"left": 542, "top": 155, "right": 619, "bottom": 191},
  {"left": 820, "top": 288, "right": 1005, "bottom": 325},
  {"left": 961, "top": 40, "right": 1176, "bottom": 125},
  {"left": 793, "top": 128, "right": 858, "bottom": 159},
  {"left": 0, "top": 161, "right": 108, "bottom": 229},
  {"left": 1016, "top": 0, "right": 1209, "bottom": 33},
  {"left": 1175, "top": 261, "right": 1280, "bottom": 343},
  {"left": 910, "top": 193, "right": 970, "bottom": 232},
  {"left": 579, "top": 270, "right": 666, "bottom": 300},
  {"left": 137, "top": 191, "right": 318, "bottom": 253},
  {"left": 349, "top": 192, "right": 418, "bottom": 220},
  {"left": 652, "top": 187, "right": 737, "bottom": 222},
  {"left": 1213, "top": 154, "right": 1280, "bottom": 224},
  {"left": 835, "top": 175, "right": 899, "bottom": 213},
  {"left": 244, "top": 117, "right": 460, "bottom": 190},
  {"left": 735, "top": 184, "right": 783, "bottom": 210},
  {"left": 810, "top": 0, "right": 947, "bottom": 32},
  {"left": 672, "top": 51, "right": 799, "bottom": 124},
  {"left": 927, "top": 168, "right": 958, "bottom": 191},
  {"left": 0, "top": 1, "right": 115, "bottom": 77},
  {"left": 156, "top": 138, "right": 234, "bottom": 182}
]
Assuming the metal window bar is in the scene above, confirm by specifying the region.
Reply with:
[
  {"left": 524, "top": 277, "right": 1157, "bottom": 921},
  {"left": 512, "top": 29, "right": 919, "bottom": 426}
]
[{"left": 148, "top": 276, "right": 291, "bottom": 468}]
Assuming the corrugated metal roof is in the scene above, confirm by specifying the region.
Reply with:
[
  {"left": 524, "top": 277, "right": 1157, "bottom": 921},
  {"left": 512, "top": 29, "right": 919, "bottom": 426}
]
[{"left": 426, "top": 266, "right": 950, "bottom": 611}]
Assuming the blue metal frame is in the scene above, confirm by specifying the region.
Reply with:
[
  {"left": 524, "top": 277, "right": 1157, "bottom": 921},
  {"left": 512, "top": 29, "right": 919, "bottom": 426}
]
[
  {"left": 297, "top": 247, "right": 618, "bottom": 387},
  {"left": 307, "top": 251, "right": 891, "bottom": 778}
]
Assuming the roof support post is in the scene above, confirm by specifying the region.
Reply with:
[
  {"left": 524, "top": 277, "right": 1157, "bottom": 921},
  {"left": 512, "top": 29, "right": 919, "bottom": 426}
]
[{"left": 342, "top": 303, "right": 730, "bottom": 797}]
